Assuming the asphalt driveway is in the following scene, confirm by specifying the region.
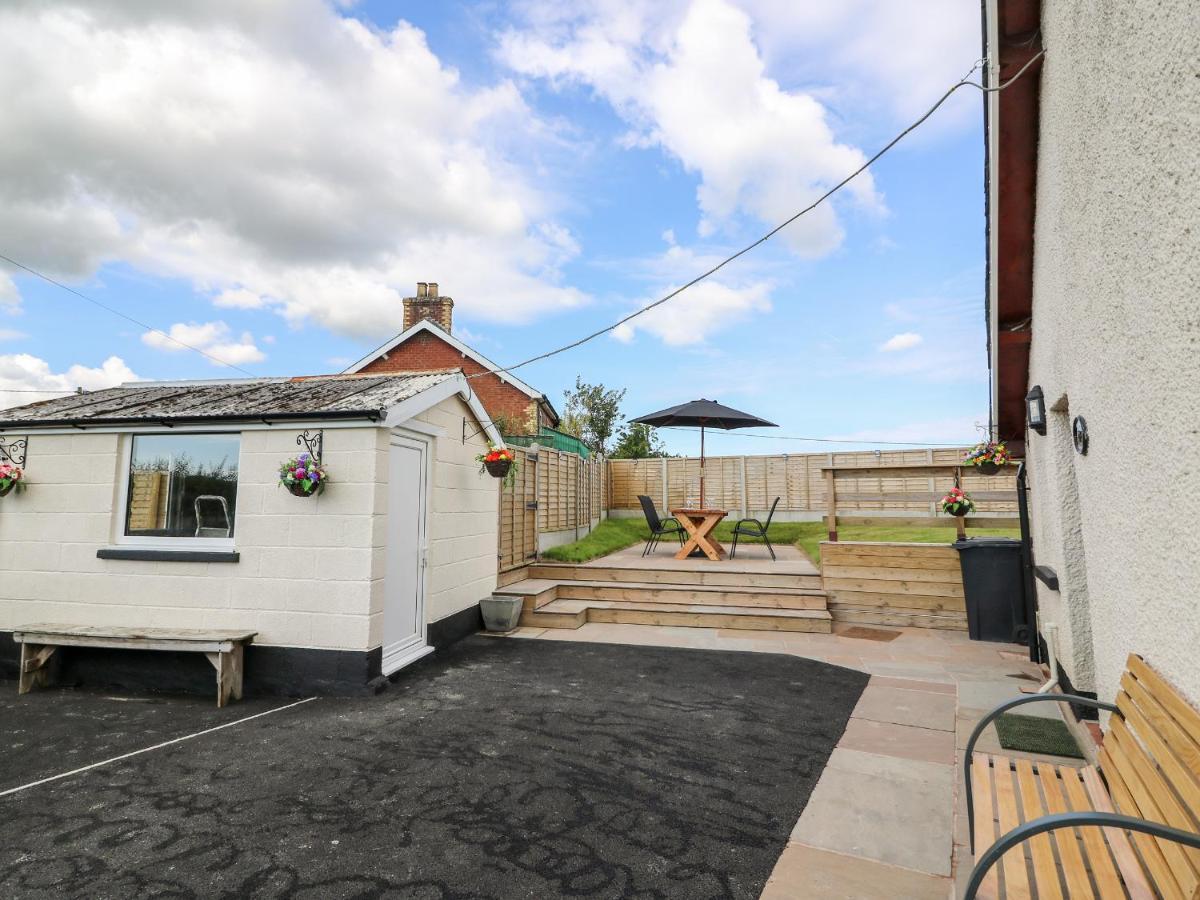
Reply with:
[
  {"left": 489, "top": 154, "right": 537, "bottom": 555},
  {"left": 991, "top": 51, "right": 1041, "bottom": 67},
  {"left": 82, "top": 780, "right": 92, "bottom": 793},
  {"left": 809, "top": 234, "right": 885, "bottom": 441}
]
[{"left": 0, "top": 635, "right": 868, "bottom": 899}]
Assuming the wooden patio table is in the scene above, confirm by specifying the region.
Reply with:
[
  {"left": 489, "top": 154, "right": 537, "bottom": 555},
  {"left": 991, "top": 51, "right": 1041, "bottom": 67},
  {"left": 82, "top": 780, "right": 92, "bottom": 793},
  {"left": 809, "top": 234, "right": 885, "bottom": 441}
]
[{"left": 671, "top": 508, "right": 729, "bottom": 561}]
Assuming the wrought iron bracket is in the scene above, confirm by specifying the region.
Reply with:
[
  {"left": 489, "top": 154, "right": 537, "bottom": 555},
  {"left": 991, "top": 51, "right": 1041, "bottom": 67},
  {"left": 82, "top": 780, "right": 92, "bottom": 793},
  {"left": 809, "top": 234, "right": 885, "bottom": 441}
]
[
  {"left": 296, "top": 429, "right": 323, "bottom": 464},
  {"left": 0, "top": 435, "right": 28, "bottom": 468}
]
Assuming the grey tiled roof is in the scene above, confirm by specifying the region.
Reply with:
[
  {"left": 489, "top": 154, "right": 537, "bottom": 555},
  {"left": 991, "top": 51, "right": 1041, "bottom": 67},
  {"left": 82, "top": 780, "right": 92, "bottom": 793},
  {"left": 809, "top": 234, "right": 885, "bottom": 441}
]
[{"left": 0, "top": 371, "right": 459, "bottom": 428}]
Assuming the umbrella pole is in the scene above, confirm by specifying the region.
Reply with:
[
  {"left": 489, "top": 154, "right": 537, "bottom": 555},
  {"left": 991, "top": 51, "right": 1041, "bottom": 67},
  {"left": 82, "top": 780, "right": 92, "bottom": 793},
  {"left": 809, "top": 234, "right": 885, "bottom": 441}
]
[{"left": 699, "top": 424, "right": 705, "bottom": 508}]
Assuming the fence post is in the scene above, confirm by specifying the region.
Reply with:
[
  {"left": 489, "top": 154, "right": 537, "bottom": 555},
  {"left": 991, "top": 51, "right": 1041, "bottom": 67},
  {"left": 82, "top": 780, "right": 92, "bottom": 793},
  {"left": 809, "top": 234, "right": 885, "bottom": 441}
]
[
  {"left": 825, "top": 468, "right": 838, "bottom": 542},
  {"left": 739, "top": 455, "right": 748, "bottom": 518},
  {"left": 661, "top": 456, "right": 669, "bottom": 513}
]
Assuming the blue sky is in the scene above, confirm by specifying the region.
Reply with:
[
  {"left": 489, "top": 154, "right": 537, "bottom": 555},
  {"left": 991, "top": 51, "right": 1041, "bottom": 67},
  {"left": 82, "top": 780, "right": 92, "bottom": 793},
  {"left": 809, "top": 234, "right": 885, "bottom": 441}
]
[{"left": 0, "top": 1, "right": 988, "bottom": 455}]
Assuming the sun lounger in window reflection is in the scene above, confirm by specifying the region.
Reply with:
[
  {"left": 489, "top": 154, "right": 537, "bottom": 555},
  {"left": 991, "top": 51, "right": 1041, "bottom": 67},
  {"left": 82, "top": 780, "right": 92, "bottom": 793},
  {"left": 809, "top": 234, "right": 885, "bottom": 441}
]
[{"left": 194, "top": 495, "right": 231, "bottom": 538}]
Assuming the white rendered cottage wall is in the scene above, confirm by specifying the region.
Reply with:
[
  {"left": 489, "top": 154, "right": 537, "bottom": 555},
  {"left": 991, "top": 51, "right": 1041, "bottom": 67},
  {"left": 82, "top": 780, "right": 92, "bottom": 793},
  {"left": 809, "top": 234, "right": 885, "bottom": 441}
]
[
  {"left": 409, "top": 394, "right": 498, "bottom": 627},
  {"left": 1024, "top": 0, "right": 1200, "bottom": 705},
  {"left": 0, "top": 426, "right": 382, "bottom": 651}
]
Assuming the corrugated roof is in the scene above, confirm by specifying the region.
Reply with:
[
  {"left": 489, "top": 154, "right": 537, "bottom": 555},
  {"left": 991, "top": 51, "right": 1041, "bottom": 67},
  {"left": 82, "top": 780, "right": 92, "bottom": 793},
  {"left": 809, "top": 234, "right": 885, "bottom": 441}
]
[{"left": 0, "top": 371, "right": 458, "bottom": 428}]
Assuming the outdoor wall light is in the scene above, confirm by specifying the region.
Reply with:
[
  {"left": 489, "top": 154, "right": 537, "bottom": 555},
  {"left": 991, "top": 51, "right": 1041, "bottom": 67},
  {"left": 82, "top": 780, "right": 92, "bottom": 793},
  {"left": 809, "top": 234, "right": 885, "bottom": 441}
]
[{"left": 1026, "top": 385, "right": 1047, "bottom": 435}]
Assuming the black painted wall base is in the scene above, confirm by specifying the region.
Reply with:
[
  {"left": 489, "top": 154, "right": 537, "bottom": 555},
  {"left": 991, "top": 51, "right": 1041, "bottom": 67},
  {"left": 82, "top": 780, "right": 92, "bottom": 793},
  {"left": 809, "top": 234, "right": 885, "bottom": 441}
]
[
  {"left": 0, "top": 631, "right": 382, "bottom": 698},
  {"left": 1038, "top": 634, "right": 1099, "bottom": 721},
  {"left": 428, "top": 602, "right": 483, "bottom": 650}
]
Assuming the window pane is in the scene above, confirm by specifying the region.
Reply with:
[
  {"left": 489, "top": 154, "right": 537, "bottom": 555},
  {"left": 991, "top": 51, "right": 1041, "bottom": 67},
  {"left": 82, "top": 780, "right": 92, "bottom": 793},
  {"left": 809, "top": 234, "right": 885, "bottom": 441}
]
[{"left": 126, "top": 434, "right": 240, "bottom": 538}]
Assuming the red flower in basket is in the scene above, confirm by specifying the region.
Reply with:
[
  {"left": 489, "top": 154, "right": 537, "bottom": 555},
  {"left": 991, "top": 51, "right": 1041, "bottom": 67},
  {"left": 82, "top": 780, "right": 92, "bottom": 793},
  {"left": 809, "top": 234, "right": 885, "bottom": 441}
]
[
  {"left": 940, "top": 487, "right": 975, "bottom": 516},
  {"left": 477, "top": 444, "right": 518, "bottom": 486}
]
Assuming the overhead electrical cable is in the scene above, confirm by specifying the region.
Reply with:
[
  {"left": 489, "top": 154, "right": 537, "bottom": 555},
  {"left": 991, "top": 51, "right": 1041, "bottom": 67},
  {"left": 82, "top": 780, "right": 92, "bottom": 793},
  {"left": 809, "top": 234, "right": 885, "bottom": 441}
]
[
  {"left": 472, "top": 50, "right": 1045, "bottom": 380},
  {"left": 0, "top": 252, "right": 255, "bottom": 376}
]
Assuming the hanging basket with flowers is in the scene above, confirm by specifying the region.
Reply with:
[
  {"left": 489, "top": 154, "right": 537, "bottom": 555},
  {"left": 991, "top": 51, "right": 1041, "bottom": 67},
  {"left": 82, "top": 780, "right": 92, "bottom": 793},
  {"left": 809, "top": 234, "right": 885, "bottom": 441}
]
[
  {"left": 962, "top": 440, "right": 1012, "bottom": 475},
  {"left": 279, "top": 452, "right": 328, "bottom": 498},
  {"left": 940, "top": 487, "right": 975, "bottom": 518},
  {"left": 0, "top": 461, "right": 26, "bottom": 498},
  {"left": 477, "top": 445, "right": 518, "bottom": 487}
]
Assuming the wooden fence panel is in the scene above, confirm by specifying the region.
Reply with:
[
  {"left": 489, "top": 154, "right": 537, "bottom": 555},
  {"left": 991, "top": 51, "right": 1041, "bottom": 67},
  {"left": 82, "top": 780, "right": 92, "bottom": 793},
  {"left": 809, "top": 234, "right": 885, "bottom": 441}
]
[
  {"left": 498, "top": 447, "right": 537, "bottom": 572},
  {"left": 607, "top": 448, "right": 1020, "bottom": 515}
]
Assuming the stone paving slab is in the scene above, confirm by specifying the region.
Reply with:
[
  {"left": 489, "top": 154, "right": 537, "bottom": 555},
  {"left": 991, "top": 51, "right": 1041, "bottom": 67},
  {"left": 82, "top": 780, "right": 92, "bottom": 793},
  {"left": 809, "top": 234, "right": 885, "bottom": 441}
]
[
  {"left": 839, "top": 717, "right": 957, "bottom": 766},
  {"left": 852, "top": 683, "right": 957, "bottom": 732},
  {"left": 957, "top": 679, "right": 1062, "bottom": 719},
  {"left": 790, "top": 764, "right": 954, "bottom": 876},
  {"left": 761, "top": 844, "right": 950, "bottom": 899},
  {"left": 825, "top": 747, "right": 953, "bottom": 787}
]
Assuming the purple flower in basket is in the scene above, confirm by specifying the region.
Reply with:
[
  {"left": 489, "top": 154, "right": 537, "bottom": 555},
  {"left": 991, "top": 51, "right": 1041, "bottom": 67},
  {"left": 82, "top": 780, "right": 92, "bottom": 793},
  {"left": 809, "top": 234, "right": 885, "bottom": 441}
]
[{"left": 309, "top": 470, "right": 320, "bottom": 482}]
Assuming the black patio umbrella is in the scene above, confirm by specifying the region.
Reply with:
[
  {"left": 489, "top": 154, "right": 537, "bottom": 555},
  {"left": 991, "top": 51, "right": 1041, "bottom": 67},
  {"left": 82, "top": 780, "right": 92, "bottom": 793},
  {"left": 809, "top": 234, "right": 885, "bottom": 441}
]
[{"left": 631, "top": 399, "right": 777, "bottom": 508}]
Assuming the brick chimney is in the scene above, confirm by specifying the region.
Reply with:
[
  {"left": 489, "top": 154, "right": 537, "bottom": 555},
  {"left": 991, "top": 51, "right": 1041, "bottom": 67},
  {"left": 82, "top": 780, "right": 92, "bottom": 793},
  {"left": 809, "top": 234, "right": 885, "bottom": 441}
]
[{"left": 402, "top": 282, "right": 454, "bottom": 332}]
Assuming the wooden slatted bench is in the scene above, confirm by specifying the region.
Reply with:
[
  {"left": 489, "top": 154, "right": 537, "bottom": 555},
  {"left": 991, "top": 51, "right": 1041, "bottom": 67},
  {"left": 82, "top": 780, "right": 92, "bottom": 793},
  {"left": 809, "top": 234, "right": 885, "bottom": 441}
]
[
  {"left": 14, "top": 625, "right": 256, "bottom": 708},
  {"left": 964, "top": 654, "right": 1200, "bottom": 898}
]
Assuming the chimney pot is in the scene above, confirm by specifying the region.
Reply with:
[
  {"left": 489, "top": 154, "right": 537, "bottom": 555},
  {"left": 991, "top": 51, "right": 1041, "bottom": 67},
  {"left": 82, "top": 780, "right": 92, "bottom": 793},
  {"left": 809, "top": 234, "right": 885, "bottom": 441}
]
[
  {"left": 428, "top": 282, "right": 439, "bottom": 297},
  {"left": 416, "top": 282, "right": 427, "bottom": 298}
]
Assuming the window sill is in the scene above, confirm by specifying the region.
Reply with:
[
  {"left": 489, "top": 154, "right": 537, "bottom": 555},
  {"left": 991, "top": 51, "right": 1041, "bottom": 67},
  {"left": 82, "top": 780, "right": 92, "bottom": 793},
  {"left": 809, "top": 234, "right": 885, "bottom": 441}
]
[{"left": 97, "top": 547, "right": 240, "bottom": 563}]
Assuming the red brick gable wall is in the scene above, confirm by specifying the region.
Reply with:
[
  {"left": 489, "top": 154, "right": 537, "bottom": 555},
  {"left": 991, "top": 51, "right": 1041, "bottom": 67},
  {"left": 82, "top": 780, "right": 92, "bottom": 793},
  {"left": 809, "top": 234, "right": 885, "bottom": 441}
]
[{"left": 357, "top": 330, "right": 542, "bottom": 431}]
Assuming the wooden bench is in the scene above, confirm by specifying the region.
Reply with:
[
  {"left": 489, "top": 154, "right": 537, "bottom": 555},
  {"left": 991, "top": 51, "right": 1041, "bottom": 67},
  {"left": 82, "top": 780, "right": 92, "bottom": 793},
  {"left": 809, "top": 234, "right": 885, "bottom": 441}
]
[
  {"left": 964, "top": 654, "right": 1200, "bottom": 898},
  {"left": 14, "top": 625, "right": 256, "bottom": 708}
]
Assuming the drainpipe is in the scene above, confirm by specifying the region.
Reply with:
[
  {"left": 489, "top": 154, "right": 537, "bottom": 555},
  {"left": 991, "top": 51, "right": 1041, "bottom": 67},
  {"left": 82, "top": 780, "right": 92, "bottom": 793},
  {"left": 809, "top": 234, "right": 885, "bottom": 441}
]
[{"left": 1036, "top": 622, "right": 1060, "bottom": 694}]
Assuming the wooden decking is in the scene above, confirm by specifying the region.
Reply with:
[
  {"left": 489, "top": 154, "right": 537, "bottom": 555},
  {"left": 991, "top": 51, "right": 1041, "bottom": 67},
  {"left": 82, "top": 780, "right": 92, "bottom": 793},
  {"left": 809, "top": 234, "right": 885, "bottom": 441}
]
[{"left": 499, "top": 544, "right": 832, "bottom": 634}]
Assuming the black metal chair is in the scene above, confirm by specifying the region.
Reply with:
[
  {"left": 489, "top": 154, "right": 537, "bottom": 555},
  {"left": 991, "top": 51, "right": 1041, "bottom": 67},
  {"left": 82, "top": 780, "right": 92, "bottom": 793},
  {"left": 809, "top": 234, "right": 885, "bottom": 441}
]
[
  {"left": 730, "top": 496, "right": 780, "bottom": 560},
  {"left": 637, "top": 495, "right": 685, "bottom": 557}
]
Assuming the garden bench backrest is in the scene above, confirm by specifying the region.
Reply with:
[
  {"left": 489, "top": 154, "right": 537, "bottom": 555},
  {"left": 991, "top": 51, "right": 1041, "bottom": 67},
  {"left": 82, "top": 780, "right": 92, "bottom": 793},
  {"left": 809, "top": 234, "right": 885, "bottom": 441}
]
[
  {"left": 637, "top": 495, "right": 664, "bottom": 532},
  {"left": 1104, "top": 654, "right": 1200, "bottom": 898}
]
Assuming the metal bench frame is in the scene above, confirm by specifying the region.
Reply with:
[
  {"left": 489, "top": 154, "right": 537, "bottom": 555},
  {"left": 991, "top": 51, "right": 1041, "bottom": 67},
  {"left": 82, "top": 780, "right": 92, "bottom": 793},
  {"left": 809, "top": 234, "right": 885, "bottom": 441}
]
[{"left": 962, "top": 692, "right": 1200, "bottom": 899}]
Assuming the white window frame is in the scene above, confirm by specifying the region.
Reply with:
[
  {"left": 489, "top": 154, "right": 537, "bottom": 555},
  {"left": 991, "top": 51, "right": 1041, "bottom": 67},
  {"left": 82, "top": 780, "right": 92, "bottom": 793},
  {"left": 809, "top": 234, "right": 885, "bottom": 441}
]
[{"left": 115, "top": 431, "right": 241, "bottom": 551}]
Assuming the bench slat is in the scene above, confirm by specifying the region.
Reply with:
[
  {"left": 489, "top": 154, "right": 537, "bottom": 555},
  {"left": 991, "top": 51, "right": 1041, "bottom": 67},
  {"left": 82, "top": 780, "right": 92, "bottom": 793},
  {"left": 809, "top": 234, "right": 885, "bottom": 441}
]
[
  {"left": 1118, "top": 675, "right": 1200, "bottom": 824},
  {"left": 1015, "top": 759, "right": 1064, "bottom": 900},
  {"left": 1082, "top": 766, "right": 1157, "bottom": 900},
  {"left": 1060, "top": 765, "right": 1125, "bottom": 897},
  {"left": 1037, "top": 763, "right": 1096, "bottom": 898},
  {"left": 13, "top": 634, "right": 243, "bottom": 654},
  {"left": 973, "top": 753, "right": 1001, "bottom": 900},
  {"left": 1128, "top": 655, "right": 1200, "bottom": 750},
  {"left": 14, "top": 624, "right": 256, "bottom": 643},
  {"left": 1100, "top": 744, "right": 1186, "bottom": 900},
  {"left": 1107, "top": 719, "right": 1200, "bottom": 895},
  {"left": 993, "top": 756, "right": 1033, "bottom": 899}
]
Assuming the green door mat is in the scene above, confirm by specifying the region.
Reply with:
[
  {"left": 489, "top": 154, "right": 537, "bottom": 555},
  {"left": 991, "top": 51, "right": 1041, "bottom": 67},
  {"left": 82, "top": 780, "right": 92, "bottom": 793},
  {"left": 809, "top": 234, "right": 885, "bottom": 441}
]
[{"left": 995, "top": 712, "right": 1084, "bottom": 759}]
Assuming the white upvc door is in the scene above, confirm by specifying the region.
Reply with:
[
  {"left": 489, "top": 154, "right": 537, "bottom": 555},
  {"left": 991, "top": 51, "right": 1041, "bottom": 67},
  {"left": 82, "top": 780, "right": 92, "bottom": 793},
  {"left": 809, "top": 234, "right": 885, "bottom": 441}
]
[{"left": 381, "top": 432, "right": 433, "bottom": 674}]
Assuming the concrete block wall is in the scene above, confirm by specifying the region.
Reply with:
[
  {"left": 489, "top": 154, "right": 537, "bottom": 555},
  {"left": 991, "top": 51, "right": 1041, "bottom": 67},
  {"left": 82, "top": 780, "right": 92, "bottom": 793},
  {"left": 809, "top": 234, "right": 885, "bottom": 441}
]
[
  {"left": 410, "top": 395, "right": 499, "bottom": 627},
  {"left": 0, "top": 427, "right": 382, "bottom": 652}
]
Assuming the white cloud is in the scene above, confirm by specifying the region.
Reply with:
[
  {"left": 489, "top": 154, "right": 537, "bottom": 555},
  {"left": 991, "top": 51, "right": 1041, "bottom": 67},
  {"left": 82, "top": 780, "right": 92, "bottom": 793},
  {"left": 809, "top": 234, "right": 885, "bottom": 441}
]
[
  {"left": 0, "top": 2, "right": 586, "bottom": 338},
  {"left": 880, "top": 332, "right": 923, "bottom": 352},
  {"left": 142, "top": 321, "right": 266, "bottom": 367},
  {"left": 0, "top": 329, "right": 26, "bottom": 342},
  {"left": 0, "top": 273, "right": 20, "bottom": 308},
  {"left": 499, "top": 0, "right": 881, "bottom": 258},
  {"left": 213, "top": 288, "right": 266, "bottom": 310},
  {"left": 610, "top": 242, "right": 772, "bottom": 346},
  {"left": 0, "top": 353, "right": 137, "bottom": 411}
]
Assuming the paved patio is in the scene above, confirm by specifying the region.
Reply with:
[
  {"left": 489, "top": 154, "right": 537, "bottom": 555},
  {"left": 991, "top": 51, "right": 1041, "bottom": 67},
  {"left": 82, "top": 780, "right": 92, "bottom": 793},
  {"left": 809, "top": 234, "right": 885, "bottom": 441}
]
[
  {"left": 582, "top": 541, "right": 819, "bottom": 575},
  {"left": 505, "top": 620, "right": 1087, "bottom": 898}
]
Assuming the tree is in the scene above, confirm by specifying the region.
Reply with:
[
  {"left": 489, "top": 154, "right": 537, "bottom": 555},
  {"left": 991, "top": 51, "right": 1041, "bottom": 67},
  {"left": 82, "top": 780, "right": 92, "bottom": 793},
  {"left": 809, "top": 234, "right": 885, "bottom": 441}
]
[
  {"left": 611, "top": 422, "right": 668, "bottom": 459},
  {"left": 562, "top": 377, "right": 625, "bottom": 456}
]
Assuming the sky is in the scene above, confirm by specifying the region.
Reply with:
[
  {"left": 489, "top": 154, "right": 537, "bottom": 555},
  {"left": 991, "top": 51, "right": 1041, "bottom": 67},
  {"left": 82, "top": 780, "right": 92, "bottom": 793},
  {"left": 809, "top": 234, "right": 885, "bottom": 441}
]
[{"left": 0, "top": 0, "right": 991, "bottom": 455}]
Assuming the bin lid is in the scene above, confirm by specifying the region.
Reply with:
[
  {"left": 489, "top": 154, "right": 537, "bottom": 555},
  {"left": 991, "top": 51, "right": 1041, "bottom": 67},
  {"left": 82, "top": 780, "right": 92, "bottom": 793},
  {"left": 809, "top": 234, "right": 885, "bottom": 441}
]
[{"left": 953, "top": 537, "right": 1022, "bottom": 550}]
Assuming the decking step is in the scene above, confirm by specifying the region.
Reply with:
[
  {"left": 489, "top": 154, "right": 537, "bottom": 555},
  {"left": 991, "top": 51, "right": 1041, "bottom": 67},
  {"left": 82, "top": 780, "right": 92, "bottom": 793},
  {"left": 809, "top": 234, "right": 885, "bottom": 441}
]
[
  {"left": 556, "top": 581, "right": 828, "bottom": 610},
  {"left": 530, "top": 563, "right": 822, "bottom": 591},
  {"left": 828, "top": 603, "right": 967, "bottom": 632},
  {"left": 521, "top": 598, "right": 832, "bottom": 633},
  {"left": 497, "top": 578, "right": 828, "bottom": 611}
]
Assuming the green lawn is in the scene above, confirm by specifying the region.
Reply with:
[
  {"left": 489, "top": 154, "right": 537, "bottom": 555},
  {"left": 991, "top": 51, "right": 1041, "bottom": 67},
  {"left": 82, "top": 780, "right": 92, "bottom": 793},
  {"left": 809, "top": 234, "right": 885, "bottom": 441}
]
[{"left": 540, "top": 516, "right": 1020, "bottom": 565}]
